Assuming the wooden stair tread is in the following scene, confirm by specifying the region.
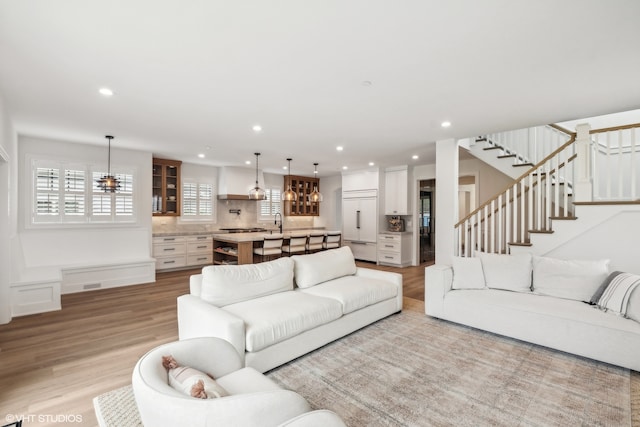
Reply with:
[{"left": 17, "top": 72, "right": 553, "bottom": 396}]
[
  {"left": 513, "top": 162, "right": 534, "bottom": 167},
  {"left": 550, "top": 216, "right": 578, "bottom": 220},
  {"left": 475, "top": 137, "right": 487, "bottom": 142},
  {"left": 529, "top": 229, "right": 554, "bottom": 234},
  {"left": 509, "top": 242, "right": 532, "bottom": 247},
  {"left": 483, "top": 146, "right": 503, "bottom": 151},
  {"left": 497, "top": 154, "right": 516, "bottom": 159}
]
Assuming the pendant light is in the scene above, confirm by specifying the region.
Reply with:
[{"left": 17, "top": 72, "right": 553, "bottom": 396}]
[
  {"left": 248, "top": 152, "right": 266, "bottom": 200},
  {"left": 96, "top": 135, "right": 121, "bottom": 193},
  {"left": 308, "top": 163, "right": 323, "bottom": 202},
  {"left": 282, "top": 158, "right": 297, "bottom": 201}
]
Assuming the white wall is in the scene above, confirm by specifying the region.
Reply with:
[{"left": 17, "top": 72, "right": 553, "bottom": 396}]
[
  {"left": 16, "top": 136, "right": 152, "bottom": 270},
  {"left": 0, "top": 92, "right": 17, "bottom": 324},
  {"left": 316, "top": 173, "right": 342, "bottom": 231},
  {"left": 545, "top": 210, "right": 640, "bottom": 274}
]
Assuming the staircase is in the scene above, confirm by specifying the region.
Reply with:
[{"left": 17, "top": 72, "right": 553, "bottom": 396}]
[{"left": 457, "top": 122, "right": 640, "bottom": 259}]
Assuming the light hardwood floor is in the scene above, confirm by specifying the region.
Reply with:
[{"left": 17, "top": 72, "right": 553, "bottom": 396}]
[{"left": 0, "top": 262, "right": 637, "bottom": 427}]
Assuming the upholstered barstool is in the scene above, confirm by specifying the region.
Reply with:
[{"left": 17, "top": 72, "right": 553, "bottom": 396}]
[
  {"left": 253, "top": 234, "right": 283, "bottom": 262},
  {"left": 306, "top": 232, "right": 325, "bottom": 253},
  {"left": 322, "top": 231, "right": 341, "bottom": 250},
  {"left": 282, "top": 233, "right": 307, "bottom": 256}
]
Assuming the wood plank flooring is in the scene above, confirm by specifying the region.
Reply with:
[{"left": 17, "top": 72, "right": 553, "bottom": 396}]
[{"left": 0, "top": 262, "right": 637, "bottom": 427}]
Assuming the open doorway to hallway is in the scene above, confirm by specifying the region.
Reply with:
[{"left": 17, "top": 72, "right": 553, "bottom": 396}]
[
  {"left": 419, "top": 176, "right": 476, "bottom": 264},
  {"left": 419, "top": 179, "right": 434, "bottom": 263}
]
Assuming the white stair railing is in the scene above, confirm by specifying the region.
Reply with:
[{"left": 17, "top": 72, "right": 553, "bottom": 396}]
[
  {"left": 590, "top": 123, "right": 640, "bottom": 201},
  {"left": 456, "top": 130, "right": 576, "bottom": 256},
  {"left": 483, "top": 124, "right": 572, "bottom": 166}
]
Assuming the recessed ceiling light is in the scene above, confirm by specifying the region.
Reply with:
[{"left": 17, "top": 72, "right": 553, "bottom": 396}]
[
  {"left": 99, "top": 87, "right": 114, "bottom": 97},
  {"left": 336, "top": 146, "right": 343, "bottom": 152},
  {"left": 368, "top": 162, "right": 375, "bottom": 166},
  {"left": 342, "top": 166, "right": 348, "bottom": 170},
  {"left": 245, "top": 160, "right": 251, "bottom": 165},
  {"left": 441, "top": 121, "right": 451, "bottom": 128},
  {"left": 252, "top": 125, "right": 262, "bottom": 132},
  {"left": 412, "top": 155, "right": 419, "bottom": 160},
  {"left": 283, "top": 166, "right": 288, "bottom": 170},
  {"left": 198, "top": 153, "right": 205, "bottom": 159}
]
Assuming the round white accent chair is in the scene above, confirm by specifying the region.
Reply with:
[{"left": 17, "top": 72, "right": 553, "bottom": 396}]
[{"left": 132, "top": 337, "right": 341, "bottom": 427}]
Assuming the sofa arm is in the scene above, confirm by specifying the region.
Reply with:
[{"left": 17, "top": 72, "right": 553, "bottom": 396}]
[
  {"left": 354, "top": 267, "right": 403, "bottom": 311},
  {"left": 425, "top": 264, "right": 453, "bottom": 318},
  {"left": 177, "top": 294, "right": 246, "bottom": 358}
]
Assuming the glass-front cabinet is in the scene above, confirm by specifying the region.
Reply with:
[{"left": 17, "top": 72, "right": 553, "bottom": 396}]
[{"left": 152, "top": 158, "right": 182, "bottom": 216}]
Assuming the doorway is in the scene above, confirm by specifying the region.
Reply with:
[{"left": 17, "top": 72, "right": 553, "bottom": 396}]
[{"left": 419, "top": 179, "right": 435, "bottom": 263}]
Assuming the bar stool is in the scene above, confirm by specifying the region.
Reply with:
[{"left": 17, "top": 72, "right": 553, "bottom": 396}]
[
  {"left": 306, "top": 232, "right": 325, "bottom": 253},
  {"left": 253, "top": 234, "right": 283, "bottom": 262},
  {"left": 322, "top": 231, "right": 341, "bottom": 250},
  {"left": 282, "top": 233, "right": 308, "bottom": 256}
]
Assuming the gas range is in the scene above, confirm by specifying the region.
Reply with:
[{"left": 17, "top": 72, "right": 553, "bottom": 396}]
[{"left": 219, "top": 227, "right": 268, "bottom": 233}]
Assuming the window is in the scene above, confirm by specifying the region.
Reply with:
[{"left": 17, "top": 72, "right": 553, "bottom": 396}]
[
  {"left": 32, "top": 160, "right": 136, "bottom": 225},
  {"left": 258, "top": 187, "right": 281, "bottom": 221},
  {"left": 181, "top": 181, "right": 216, "bottom": 221}
]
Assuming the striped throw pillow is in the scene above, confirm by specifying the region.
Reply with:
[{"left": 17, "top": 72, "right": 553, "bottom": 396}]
[{"left": 597, "top": 272, "right": 640, "bottom": 316}]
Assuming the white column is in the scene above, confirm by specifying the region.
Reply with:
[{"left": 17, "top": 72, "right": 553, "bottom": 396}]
[
  {"left": 573, "top": 123, "right": 592, "bottom": 202},
  {"left": 0, "top": 93, "right": 16, "bottom": 325},
  {"left": 435, "top": 139, "right": 459, "bottom": 265}
]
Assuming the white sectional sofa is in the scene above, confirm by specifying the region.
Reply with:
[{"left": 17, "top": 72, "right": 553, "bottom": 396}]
[
  {"left": 178, "top": 247, "right": 403, "bottom": 373},
  {"left": 425, "top": 253, "right": 640, "bottom": 371}
]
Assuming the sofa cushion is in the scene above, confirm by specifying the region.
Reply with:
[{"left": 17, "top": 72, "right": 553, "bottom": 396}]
[
  {"left": 200, "top": 257, "right": 294, "bottom": 307},
  {"left": 222, "top": 291, "right": 343, "bottom": 352},
  {"left": 292, "top": 246, "right": 357, "bottom": 289},
  {"left": 596, "top": 272, "right": 640, "bottom": 316},
  {"left": 299, "top": 275, "right": 398, "bottom": 314},
  {"left": 532, "top": 256, "right": 609, "bottom": 302},
  {"left": 478, "top": 252, "right": 532, "bottom": 293},
  {"left": 451, "top": 256, "right": 485, "bottom": 290}
]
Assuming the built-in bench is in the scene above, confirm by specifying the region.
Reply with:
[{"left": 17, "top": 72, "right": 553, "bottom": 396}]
[{"left": 10, "top": 228, "right": 155, "bottom": 316}]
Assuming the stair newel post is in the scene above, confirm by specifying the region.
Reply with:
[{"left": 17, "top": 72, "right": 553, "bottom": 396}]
[{"left": 574, "top": 123, "right": 593, "bottom": 202}]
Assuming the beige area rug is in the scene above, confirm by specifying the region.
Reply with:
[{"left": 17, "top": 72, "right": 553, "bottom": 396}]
[{"left": 267, "top": 311, "right": 631, "bottom": 427}]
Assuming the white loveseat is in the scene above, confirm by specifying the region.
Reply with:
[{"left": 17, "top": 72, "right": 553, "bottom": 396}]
[
  {"left": 425, "top": 253, "right": 640, "bottom": 371},
  {"left": 178, "top": 247, "right": 403, "bottom": 373}
]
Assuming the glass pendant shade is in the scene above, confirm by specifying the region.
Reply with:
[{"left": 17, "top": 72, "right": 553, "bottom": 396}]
[
  {"left": 308, "top": 162, "right": 323, "bottom": 202},
  {"left": 282, "top": 158, "right": 297, "bottom": 201},
  {"left": 248, "top": 152, "right": 266, "bottom": 200},
  {"left": 96, "top": 135, "right": 121, "bottom": 193}
]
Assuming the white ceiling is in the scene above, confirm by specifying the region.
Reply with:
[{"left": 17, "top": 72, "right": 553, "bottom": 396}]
[{"left": 1, "top": 1, "right": 639, "bottom": 177}]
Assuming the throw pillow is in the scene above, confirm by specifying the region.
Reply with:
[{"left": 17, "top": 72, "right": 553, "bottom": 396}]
[
  {"left": 532, "top": 257, "right": 610, "bottom": 302},
  {"left": 596, "top": 272, "right": 640, "bottom": 316},
  {"left": 478, "top": 252, "right": 532, "bottom": 293},
  {"left": 162, "top": 355, "right": 228, "bottom": 399},
  {"left": 200, "top": 257, "right": 294, "bottom": 307},
  {"left": 451, "top": 256, "right": 485, "bottom": 290},
  {"left": 292, "top": 246, "right": 357, "bottom": 288},
  {"left": 590, "top": 271, "right": 622, "bottom": 305},
  {"left": 627, "top": 286, "right": 640, "bottom": 323}
]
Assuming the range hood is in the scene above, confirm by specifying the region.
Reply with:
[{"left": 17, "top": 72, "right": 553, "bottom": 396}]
[{"left": 218, "top": 166, "right": 265, "bottom": 200}]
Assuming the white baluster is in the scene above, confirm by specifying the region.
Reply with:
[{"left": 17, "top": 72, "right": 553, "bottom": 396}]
[{"left": 498, "top": 193, "right": 503, "bottom": 254}]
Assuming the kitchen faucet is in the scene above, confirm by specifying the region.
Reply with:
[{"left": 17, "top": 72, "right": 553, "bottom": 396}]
[{"left": 274, "top": 212, "right": 283, "bottom": 234}]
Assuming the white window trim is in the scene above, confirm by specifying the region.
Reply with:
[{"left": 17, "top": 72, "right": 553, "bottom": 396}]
[
  {"left": 258, "top": 186, "right": 282, "bottom": 222},
  {"left": 28, "top": 158, "right": 138, "bottom": 228},
  {"left": 179, "top": 178, "right": 217, "bottom": 223}
]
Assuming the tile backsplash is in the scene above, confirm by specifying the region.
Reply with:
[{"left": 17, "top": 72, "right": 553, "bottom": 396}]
[{"left": 152, "top": 199, "right": 315, "bottom": 233}]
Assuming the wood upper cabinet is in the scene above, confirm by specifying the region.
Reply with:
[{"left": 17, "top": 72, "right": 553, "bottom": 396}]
[
  {"left": 283, "top": 174, "right": 320, "bottom": 216},
  {"left": 152, "top": 158, "right": 182, "bottom": 216}
]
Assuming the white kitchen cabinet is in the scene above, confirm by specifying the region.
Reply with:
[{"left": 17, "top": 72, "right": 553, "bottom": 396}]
[
  {"left": 384, "top": 166, "right": 409, "bottom": 215},
  {"left": 342, "top": 191, "right": 377, "bottom": 262},
  {"left": 153, "top": 234, "right": 213, "bottom": 271},
  {"left": 377, "top": 232, "right": 412, "bottom": 267}
]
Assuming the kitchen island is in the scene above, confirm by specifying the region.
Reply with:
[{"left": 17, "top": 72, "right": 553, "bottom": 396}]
[{"left": 211, "top": 229, "right": 326, "bottom": 265}]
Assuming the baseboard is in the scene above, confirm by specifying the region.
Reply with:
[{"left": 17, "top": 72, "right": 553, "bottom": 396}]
[{"left": 61, "top": 260, "right": 156, "bottom": 294}]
